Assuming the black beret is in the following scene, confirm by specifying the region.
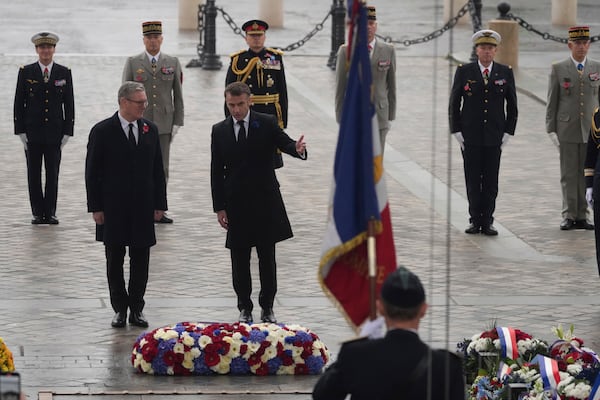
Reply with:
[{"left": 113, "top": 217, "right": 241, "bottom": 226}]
[{"left": 381, "top": 266, "right": 425, "bottom": 308}]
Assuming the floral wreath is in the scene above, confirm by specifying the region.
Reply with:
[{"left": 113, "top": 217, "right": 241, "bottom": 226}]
[
  {"left": 0, "top": 337, "right": 15, "bottom": 373},
  {"left": 132, "top": 322, "right": 330, "bottom": 376},
  {"left": 458, "top": 324, "right": 600, "bottom": 400}
]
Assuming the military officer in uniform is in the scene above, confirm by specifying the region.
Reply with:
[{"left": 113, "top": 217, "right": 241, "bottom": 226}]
[
  {"left": 547, "top": 26, "right": 599, "bottom": 231},
  {"left": 449, "top": 30, "right": 518, "bottom": 236},
  {"left": 335, "top": 5, "right": 396, "bottom": 154},
  {"left": 225, "top": 19, "right": 287, "bottom": 169},
  {"left": 122, "top": 20, "right": 183, "bottom": 223},
  {"left": 14, "top": 32, "right": 75, "bottom": 225}
]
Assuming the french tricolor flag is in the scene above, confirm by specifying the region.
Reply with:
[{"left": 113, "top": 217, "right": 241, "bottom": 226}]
[
  {"left": 496, "top": 327, "right": 519, "bottom": 360},
  {"left": 497, "top": 361, "right": 512, "bottom": 381},
  {"left": 535, "top": 355, "right": 561, "bottom": 391}
]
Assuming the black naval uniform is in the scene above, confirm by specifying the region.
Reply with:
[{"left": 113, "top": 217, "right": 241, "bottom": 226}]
[
  {"left": 225, "top": 47, "right": 288, "bottom": 168},
  {"left": 584, "top": 108, "right": 600, "bottom": 273},
  {"left": 14, "top": 62, "right": 75, "bottom": 220},
  {"left": 449, "top": 61, "right": 518, "bottom": 230}
]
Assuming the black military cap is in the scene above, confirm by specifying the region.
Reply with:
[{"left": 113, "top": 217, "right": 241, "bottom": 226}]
[
  {"left": 242, "top": 19, "right": 269, "bottom": 35},
  {"left": 380, "top": 266, "right": 425, "bottom": 308},
  {"left": 142, "top": 21, "right": 162, "bottom": 36}
]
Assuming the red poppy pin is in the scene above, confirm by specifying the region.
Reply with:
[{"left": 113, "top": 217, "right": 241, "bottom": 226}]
[{"left": 142, "top": 123, "right": 149, "bottom": 134}]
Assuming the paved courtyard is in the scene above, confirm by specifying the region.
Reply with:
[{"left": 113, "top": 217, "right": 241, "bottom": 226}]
[{"left": 2, "top": 0, "right": 600, "bottom": 399}]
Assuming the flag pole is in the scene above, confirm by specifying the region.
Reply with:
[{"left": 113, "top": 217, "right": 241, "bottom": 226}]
[{"left": 367, "top": 218, "right": 377, "bottom": 320}]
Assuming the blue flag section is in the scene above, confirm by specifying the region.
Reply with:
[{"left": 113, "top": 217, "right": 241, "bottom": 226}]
[
  {"left": 334, "top": 3, "right": 379, "bottom": 241},
  {"left": 319, "top": 1, "right": 397, "bottom": 328}
]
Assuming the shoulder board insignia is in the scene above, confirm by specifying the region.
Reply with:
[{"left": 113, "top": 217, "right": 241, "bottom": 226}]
[
  {"left": 266, "top": 47, "right": 284, "bottom": 56},
  {"left": 508, "top": 65, "right": 513, "bottom": 69},
  {"left": 19, "top": 65, "right": 25, "bottom": 70},
  {"left": 229, "top": 49, "right": 245, "bottom": 58}
]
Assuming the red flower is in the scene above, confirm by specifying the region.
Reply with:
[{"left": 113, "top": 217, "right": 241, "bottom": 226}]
[
  {"left": 204, "top": 351, "right": 220, "bottom": 367},
  {"left": 294, "top": 364, "right": 308, "bottom": 375},
  {"left": 142, "top": 124, "right": 149, "bottom": 134},
  {"left": 255, "top": 363, "right": 270, "bottom": 376}
]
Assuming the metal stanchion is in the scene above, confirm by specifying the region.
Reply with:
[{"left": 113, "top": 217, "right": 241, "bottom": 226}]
[
  {"left": 327, "top": 0, "right": 346, "bottom": 70},
  {"left": 202, "top": 0, "right": 222, "bottom": 70}
]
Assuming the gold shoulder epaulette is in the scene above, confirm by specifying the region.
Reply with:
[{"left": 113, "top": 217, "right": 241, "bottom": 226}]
[
  {"left": 229, "top": 49, "right": 245, "bottom": 58},
  {"left": 266, "top": 47, "right": 284, "bottom": 56},
  {"left": 458, "top": 64, "right": 464, "bottom": 68},
  {"left": 19, "top": 65, "right": 24, "bottom": 69}
]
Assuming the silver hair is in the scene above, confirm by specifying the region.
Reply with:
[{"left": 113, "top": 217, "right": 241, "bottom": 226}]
[{"left": 118, "top": 81, "right": 145, "bottom": 102}]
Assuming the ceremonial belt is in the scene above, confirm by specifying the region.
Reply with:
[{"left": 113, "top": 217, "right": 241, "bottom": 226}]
[{"left": 251, "top": 94, "right": 284, "bottom": 129}]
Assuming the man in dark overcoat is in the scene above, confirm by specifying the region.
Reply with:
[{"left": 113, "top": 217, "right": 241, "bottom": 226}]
[
  {"left": 85, "top": 81, "right": 167, "bottom": 328},
  {"left": 14, "top": 32, "right": 74, "bottom": 225},
  {"left": 211, "top": 82, "right": 306, "bottom": 324},
  {"left": 312, "top": 266, "right": 465, "bottom": 400},
  {"left": 449, "top": 29, "right": 518, "bottom": 236}
]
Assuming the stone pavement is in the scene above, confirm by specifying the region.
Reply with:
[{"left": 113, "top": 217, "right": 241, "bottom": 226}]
[{"left": 2, "top": 0, "right": 600, "bottom": 399}]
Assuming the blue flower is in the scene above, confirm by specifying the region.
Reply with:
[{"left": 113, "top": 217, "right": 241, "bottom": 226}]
[
  {"left": 230, "top": 356, "right": 251, "bottom": 374},
  {"left": 267, "top": 357, "right": 283, "bottom": 374},
  {"left": 193, "top": 354, "right": 214, "bottom": 375},
  {"left": 248, "top": 330, "right": 267, "bottom": 343},
  {"left": 305, "top": 355, "right": 325, "bottom": 374}
]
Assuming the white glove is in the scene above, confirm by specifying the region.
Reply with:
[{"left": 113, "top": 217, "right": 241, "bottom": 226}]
[
  {"left": 171, "top": 125, "right": 180, "bottom": 139},
  {"left": 61, "top": 135, "right": 70, "bottom": 149},
  {"left": 452, "top": 132, "right": 465, "bottom": 151},
  {"left": 359, "top": 316, "right": 386, "bottom": 339},
  {"left": 549, "top": 132, "right": 560, "bottom": 149},
  {"left": 501, "top": 133, "right": 510, "bottom": 149},
  {"left": 587, "top": 187, "right": 594, "bottom": 209},
  {"left": 19, "top": 133, "right": 27, "bottom": 150}
]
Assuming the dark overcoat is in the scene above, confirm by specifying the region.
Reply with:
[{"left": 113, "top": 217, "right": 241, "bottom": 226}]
[
  {"left": 85, "top": 112, "right": 167, "bottom": 247},
  {"left": 313, "top": 329, "right": 465, "bottom": 400},
  {"left": 449, "top": 61, "right": 518, "bottom": 146},
  {"left": 210, "top": 111, "right": 304, "bottom": 248},
  {"left": 14, "top": 62, "right": 75, "bottom": 144}
]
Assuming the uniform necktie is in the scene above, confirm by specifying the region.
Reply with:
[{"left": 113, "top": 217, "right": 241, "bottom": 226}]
[
  {"left": 237, "top": 120, "right": 246, "bottom": 145},
  {"left": 483, "top": 68, "right": 489, "bottom": 84},
  {"left": 43, "top": 67, "right": 49, "bottom": 83},
  {"left": 577, "top": 63, "right": 584, "bottom": 73},
  {"left": 151, "top": 57, "right": 157, "bottom": 73},
  {"left": 128, "top": 123, "right": 137, "bottom": 147}
]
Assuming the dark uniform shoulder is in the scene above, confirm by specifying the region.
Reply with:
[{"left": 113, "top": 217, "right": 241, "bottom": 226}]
[
  {"left": 593, "top": 107, "right": 600, "bottom": 133},
  {"left": 229, "top": 49, "right": 246, "bottom": 58},
  {"left": 266, "top": 47, "right": 284, "bottom": 56}
]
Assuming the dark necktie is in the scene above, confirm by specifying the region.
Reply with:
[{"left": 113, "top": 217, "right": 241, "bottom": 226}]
[
  {"left": 128, "top": 123, "right": 137, "bottom": 147},
  {"left": 151, "top": 57, "right": 157, "bottom": 73},
  {"left": 43, "top": 67, "right": 49, "bottom": 83},
  {"left": 577, "top": 63, "right": 584, "bottom": 73},
  {"left": 237, "top": 120, "right": 246, "bottom": 145},
  {"left": 483, "top": 68, "right": 489, "bottom": 84}
]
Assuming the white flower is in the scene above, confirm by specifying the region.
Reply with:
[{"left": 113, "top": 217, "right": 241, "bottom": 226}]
[
  {"left": 198, "top": 335, "right": 212, "bottom": 349},
  {"left": 181, "top": 332, "right": 195, "bottom": 347},
  {"left": 173, "top": 343, "right": 185, "bottom": 354},
  {"left": 566, "top": 363, "right": 583, "bottom": 375},
  {"left": 261, "top": 345, "right": 278, "bottom": 363}
]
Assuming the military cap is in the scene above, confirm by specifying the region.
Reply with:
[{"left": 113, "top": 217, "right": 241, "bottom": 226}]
[
  {"left": 367, "top": 6, "right": 376, "bottom": 20},
  {"left": 31, "top": 32, "right": 59, "bottom": 47},
  {"left": 472, "top": 29, "right": 501, "bottom": 46},
  {"left": 242, "top": 19, "right": 269, "bottom": 35},
  {"left": 380, "top": 266, "right": 425, "bottom": 308},
  {"left": 568, "top": 26, "right": 590, "bottom": 41},
  {"left": 142, "top": 21, "right": 162, "bottom": 35}
]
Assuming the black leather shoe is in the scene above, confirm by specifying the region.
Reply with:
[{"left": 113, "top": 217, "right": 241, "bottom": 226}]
[
  {"left": 156, "top": 215, "right": 173, "bottom": 224},
  {"left": 31, "top": 216, "right": 44, "bottom": 225},
  {"left": 46, "top": 216, "right": 59, "bottom": 225},
  {"left": 464, "top": 223, "right": 480, "bottom": 234},
  {"left": 560, "top": 218, "right": 575, "bottom": 230},
  {"left": 575, "top": 220, "right": 594, "bottom": 230},
  {"left": 129, "top": 311, "right": 149, "bottom": 327},
  {"left": 111, "top": 311, "right": 127, "bottom": 328},
  {"left": 261, "top": 309, "right": 277, "bottom": 323},
  {"left": 238, "top": 309, "right": 253, "bottom": 324},
  {"left": 481, "top": 225, "right": 498, "bottom": 236}
]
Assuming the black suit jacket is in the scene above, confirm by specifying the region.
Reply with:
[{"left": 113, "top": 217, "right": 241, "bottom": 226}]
[
  {"left": 14, "top": 62, "right": 75, "bottom": 144},
  {"left": 449, "top": 62, "right": 518, "bottom": 146},
  {"left": 85, "top": 113, "right": 167, "bottom": 247},
  {"left": 313, "top": 329, "right": 465, "bottom": 400},
  {"left": 210, "top": 111, "right": 305, "bottom": 248}
]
